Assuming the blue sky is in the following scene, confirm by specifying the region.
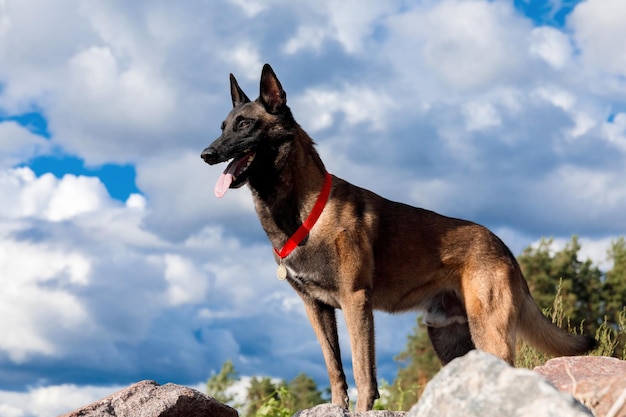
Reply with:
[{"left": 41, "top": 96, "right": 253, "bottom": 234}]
[{"left": 1, "top": 0, "right": 626, "bottom": 415}]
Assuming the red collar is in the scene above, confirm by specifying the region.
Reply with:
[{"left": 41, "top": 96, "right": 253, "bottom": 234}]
[{"left": 273, "top": 172, "right": 333, "bottom": 259}]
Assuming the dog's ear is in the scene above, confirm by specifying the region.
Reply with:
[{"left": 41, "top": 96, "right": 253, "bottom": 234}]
[
  {"left": 230, "top": 73, "right": 250, "bottom": 108},
  {"left": 260, "top": 64, "right": 286, "bottom": 113}
]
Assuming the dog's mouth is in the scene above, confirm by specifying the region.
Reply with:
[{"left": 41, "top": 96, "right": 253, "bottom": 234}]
[{"left": 214, "top": 150, "right": 256, "bottom": 198}]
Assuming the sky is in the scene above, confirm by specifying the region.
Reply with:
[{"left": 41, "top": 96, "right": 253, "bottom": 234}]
[{"left": 1, "top": 0, "right": 626, "bottom": 415}]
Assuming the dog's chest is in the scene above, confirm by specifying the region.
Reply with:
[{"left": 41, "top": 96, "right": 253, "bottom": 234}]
[{"left": 280, "top": 257, "right": 341, "bottom": 308}]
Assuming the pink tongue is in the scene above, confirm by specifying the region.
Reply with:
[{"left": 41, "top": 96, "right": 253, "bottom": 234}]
[
  {"left": 214, "top": 172, "right": 233, "bottom": 198},
  {"left": 213, "top": 152, "right": 254, "bottom": 198}
]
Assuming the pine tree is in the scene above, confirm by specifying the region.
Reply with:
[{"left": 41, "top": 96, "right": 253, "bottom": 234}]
[
  {"left": 383, "top": 317, "right": 440, "bottom": 411},
  {"left": 604, "top": 237, "right": 626, "bottom": 353},
  {"left": 517, "top": 237, "right": 558, "bottom": 310},
  {"left": 246, "top": 376, "right": 278, "bottom": 416},
  {"left": 518, "top": 235, "right": 604, "bottom": 334},
  {"left": 206, "top": 359, "right": 238, "bottom": 405},
  {"left": 284, "top": 373, "right": 325, "bottom": 411},
  {"left": 246, "top": 373, "right": 325, "bottom": 417},
  {"left": 606, "top": 237, "right": 626, "bottom": 322}
]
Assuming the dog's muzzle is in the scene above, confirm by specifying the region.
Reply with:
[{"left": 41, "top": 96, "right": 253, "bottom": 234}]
[{"left": 201, "top": 147, "right": 219, "bottom": 165}]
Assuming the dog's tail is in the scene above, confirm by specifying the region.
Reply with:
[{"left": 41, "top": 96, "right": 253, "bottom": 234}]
[{"left": 517, "top": 295, "right": 597, "bottom": 356}]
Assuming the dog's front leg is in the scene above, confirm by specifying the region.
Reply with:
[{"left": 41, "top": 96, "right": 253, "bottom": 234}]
[
  {"left": 302, "top": 298, "right": 349, "bottom": 409},
  {"left": 342, "top": 288, "right": 378, "bottom": 411}
]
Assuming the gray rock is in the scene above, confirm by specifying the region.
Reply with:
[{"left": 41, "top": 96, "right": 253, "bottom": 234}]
[
  {"left": 59, "top": 379, "right": 238, "bottom": 417},
  {"left": 292, "top": 403, "right": 406, "bottom": 417},
  {"left": 406, "top": 350, "right": 593, "bottom": 417}
]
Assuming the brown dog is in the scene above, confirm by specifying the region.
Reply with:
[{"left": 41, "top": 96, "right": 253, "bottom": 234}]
[{"left": 201, "top": 64, "right": 596, "bottom": 411}]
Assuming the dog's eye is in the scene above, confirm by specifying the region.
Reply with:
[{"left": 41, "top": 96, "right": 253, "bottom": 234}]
[{"left": 237, "top": 119, "right": 251, "bottom": 130}]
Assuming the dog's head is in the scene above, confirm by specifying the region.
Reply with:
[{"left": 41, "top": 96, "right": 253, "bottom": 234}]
[{"left": 201, "top": 64, "right": 293, "bottom": 198}]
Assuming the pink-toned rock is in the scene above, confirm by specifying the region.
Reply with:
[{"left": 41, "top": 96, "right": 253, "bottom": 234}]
[
  {"left": 59, "top": 380, "right": 238, "bottom": 417},
  {"left": 535, "top": 356, "right": 626, "bottom": 417}
]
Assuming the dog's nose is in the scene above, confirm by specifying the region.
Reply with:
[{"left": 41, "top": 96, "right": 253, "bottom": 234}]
[{"left": 201, "top": 147, "right": 218, "bottom": 164}]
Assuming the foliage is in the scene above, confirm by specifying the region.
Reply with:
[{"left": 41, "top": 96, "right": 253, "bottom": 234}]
[
  {"left": 252, "top": 386, "right": 294, "bottom": 417},
  {"left": 284, "top": 373, "right": 326, "bottom": 411},
  {"left": 380, "top": 317, "right": 441, "bottom": 411},
  {"left": 516, "top": 281, "right": 626, "bottom": 368},
  {"left": 246, "top": 376, "right": 278, "bottom": 416},
  {"left": 605, "top": 237, "right": 626, "bottom": 355},
  {"left": 517, "top": 236, "right": 605, "bottom": 335},
  {"left": 592, "top": 308, "right": 626, "bottom": 360},
  {"left": 518, "top": 236, "right": 626, "bottom": 349},
  {"left": 207, "top": 360, "right": 325, "bottom": 417},
  {"left": 206, "top": 359, "right": 239, "bottom": 406},
  {"left": 246, "top": 373, "right": 325, "bottom": 417}
]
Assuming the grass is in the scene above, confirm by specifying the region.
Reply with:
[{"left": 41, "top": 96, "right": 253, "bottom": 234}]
[
  {"left": 515, "top": 281, "right": 626, "bottom": 417},
  {"left": 516, "top": 280, "right": 626, "bottom": 369}
]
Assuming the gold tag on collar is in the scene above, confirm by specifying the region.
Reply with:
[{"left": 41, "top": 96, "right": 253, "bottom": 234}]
[{"left": 277, "top": 263, "right": 288, "bottom": 280}]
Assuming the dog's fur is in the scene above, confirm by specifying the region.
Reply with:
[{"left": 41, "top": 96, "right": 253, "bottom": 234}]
[{"left": 201, "top": 64, "right": 597, "bottom": 411}]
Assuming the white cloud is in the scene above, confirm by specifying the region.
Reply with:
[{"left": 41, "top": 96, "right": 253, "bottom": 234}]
[
  {"left": 163, "top": 253, "right": 209, "bottom": 306},
  {"left": 0, "top": 167, "right": 161, "bottom": 362},
  {"left": 529, "top": 164, "right": 626, "bottom": 232},
  {"left": 0, "top": 384, "right": 125, "bottom": 417},
  {"left": 0, "top": 122, "right": 50, "bottom": 168},
  {"left": 0, "top": 0, "right": 229, "bottom": 165},
  {"left": 0, "top": 2, "right": 9, "bottom": 39},
  {"left": 45, "top": 174, "right": 111, "bottom": 221},
  {"left": 222, "top": 42, "right": 264, "bottom": 81},
  {"left": 66, "top": 45, "right": 175, "bottom": 127},
  {"left": 136, "top": 150, "right": 257, "bottom": 241},
  {"left": 0, "top": 0, "right": 94, "bottom": 111},
  {"left": 384, "top": 0, "right": 530, "bottom": 93},
  {"left": 534, "top": 85, "right": 576, "bottom": 112},
  {"left": 126, "top": 193, "right": 147, "bottom": 210},
  {"left": 292, "top": 85, "right": 395, "bottom": 133},
  {"left": 0, "top": 168, "right": 113, "bottom": 222},
  {"left": 529, "top": 235, "right": 619, "bottom": 272},
  {"left": 325, "top": 0, "right": 395, "bottom": 54},
  {"left": 568, "top": 110, "right": 596, "bottom": 138},
  {"left": 51, "top": 45, "right": 177, "bottom": 163},
  {"left": 227, "top": 0, "right": 268, "bottom": 17},
  {"left": 569, "top": 0, "right": 626, "bottom": 76},
  {"left": 0, "top": 162, "right": 318, "bottom": 413},
  {"left": 531, "top": 85, "right": 600, "bottom": 140},
  {"left": 603, "top": 113, "right": 626, "bottom": 152},
  {"left": 529, "top": 26, "right": 573, "bottom": 70},
  {"left": 283, "top": 0, "right": 397, "bottom": 54},
  {"left": 0, "top": 235, "right": 90, "bottom": 362},
  {"left": 463, "top": 100, "right": 501, "bottom": 131}
]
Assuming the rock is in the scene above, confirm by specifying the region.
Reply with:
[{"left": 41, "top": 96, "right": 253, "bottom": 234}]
[
  {"left": 406, "top": 350, "right": 593, "bottom": 417},
  {"left": 534, "top": 356, "right": 626, "bottom": 417},
  {"left": 59, "top": 379, "right": 238, "bottom": 417},
  {"left": 292, "top": 403, "right": 406, "bottom": 417}
]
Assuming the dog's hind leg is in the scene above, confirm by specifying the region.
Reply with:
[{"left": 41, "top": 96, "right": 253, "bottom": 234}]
[
  {"left": 462, "top": 262, "right": 518, "bottom": 364},
  {"left": 301, "top": 297, "right": 349, "bottom": 409},
  {"left": 425, "top": 291, "right": 475, "bottom": 364},
  {"left": 427, "top": 323, "right": 475, "bottom": 364}
]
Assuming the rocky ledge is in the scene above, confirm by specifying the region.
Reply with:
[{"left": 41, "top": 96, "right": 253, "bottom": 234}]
[{"left": 61, "top": 351, "right": 625, "bottom": 417}]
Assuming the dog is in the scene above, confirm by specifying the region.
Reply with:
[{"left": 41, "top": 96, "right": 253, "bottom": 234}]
[{"left": 200, "top": 64, "right": 597, "bottom": 411}]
